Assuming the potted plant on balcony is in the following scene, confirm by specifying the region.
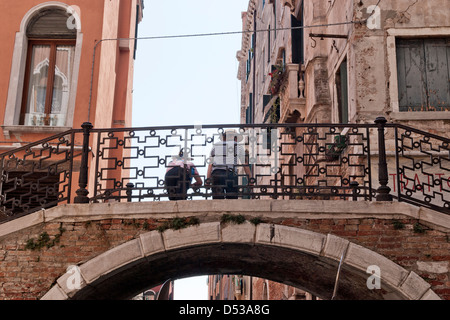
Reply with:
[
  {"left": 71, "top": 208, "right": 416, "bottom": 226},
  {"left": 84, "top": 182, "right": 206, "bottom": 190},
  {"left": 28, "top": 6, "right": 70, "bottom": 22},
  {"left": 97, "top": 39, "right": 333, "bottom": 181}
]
[
  {"left": 268, "top": 63, "right": 286, "bottom": 96},
  {"left": 269, "top": 98, "right": 280, "bottom": 124},
  {"left": 325, "top": 135, "right": 347, "bottom": 161}
]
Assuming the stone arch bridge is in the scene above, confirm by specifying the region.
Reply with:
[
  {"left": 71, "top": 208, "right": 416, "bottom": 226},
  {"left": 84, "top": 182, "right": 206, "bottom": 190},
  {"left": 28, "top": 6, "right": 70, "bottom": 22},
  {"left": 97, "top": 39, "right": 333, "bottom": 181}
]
[
  {"left": 0, "top": 199, "right": 449, "bottom": 300},
  {"left": 1, "top": 119, "right": 449, "bottom": 300}
]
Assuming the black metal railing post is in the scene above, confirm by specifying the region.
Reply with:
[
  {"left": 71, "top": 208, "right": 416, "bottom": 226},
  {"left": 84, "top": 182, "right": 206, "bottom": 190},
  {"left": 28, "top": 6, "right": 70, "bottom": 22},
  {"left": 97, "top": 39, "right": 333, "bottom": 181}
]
[
  {"left": 374, "top": 117, "right": 393, "bottom": 201},
  {"left": 126, "top": 183, "right": 134, "bottom": 202},
  {"left": 350, "top": 181, "right": 359, "bottom": 201},
  {"left": 74, "top": 122, "right": 93, "bottom": 203}
]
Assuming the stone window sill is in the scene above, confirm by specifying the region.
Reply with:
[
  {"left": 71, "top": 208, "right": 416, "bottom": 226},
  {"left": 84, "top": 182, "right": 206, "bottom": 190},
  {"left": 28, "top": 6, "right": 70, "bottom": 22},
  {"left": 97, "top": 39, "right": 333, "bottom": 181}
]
[
  {"left": 390, "top": 112, "right": 450, "bottom": 121},
  {"left": 2, "top": 125, "right": 72, "bottom": 139}
]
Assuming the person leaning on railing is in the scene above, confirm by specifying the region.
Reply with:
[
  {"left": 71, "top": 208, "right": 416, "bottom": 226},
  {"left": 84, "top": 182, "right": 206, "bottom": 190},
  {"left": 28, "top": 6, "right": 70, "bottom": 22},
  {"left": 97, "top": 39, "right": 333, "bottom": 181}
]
[
  {"left": 206, "top": 129, "right": 253, "bottom": 199},
  {"left": 165, "top": 149, "right": 202, "bottom": 200}
]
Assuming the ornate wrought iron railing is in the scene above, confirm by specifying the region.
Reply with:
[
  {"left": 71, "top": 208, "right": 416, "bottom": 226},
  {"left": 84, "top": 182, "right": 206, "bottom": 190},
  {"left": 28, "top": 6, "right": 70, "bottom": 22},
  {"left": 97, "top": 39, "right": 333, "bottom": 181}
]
[
  {"left": 0, "top": 117, "right": 448, "bottom": 223},
  {"left": 390, "top": 124, "right": 450, "bottom": 213},
  {"left": 0, "top": 129, "right": 83, "bottom": 222},
  {"left": 90, "top": 122, "right": 375, "bottom": 203}
]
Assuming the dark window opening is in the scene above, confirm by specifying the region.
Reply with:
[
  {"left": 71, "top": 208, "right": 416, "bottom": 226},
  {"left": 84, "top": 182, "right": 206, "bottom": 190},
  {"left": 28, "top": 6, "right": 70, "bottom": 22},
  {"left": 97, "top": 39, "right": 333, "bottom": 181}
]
[{"left": 336, "top": 59, "right": 348, "bottom": 124}]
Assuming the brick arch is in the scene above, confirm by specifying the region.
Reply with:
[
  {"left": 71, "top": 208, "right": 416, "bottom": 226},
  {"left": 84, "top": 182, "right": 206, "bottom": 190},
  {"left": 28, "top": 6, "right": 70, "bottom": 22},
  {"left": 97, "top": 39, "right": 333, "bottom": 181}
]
[{"left": 42, "top": 221, "right": 440, "bottom": 300}]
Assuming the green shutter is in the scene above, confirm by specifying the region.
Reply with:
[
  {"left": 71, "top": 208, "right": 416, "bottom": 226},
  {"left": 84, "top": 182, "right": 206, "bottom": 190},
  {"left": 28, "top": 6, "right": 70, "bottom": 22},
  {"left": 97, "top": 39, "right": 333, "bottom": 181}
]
[{"left": 396, "top": 38, "right": 450, "bottom": 112}]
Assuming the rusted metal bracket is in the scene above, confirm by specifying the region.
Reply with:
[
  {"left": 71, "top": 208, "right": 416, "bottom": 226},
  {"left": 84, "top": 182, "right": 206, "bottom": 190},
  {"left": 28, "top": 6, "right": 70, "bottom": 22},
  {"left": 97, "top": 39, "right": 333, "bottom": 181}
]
[{"left": 309, "top": 33, "right": 348, "bottom": 48}]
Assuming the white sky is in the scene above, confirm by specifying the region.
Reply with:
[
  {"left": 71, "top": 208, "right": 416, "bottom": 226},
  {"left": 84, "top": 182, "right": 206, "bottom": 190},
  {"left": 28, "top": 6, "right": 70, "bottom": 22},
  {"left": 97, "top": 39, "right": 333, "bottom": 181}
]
[
  {"left": 132, "top": 0, "right": 250, "bottom": 127},
  {"left": 132, "top": 0, "right": 250, "bottom": 300}
]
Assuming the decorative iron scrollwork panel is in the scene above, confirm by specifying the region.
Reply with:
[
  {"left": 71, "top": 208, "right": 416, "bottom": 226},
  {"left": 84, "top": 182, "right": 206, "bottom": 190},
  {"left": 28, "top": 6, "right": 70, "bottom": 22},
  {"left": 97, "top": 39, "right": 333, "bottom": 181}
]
[
  {"left": 91, "top": 124, "right": 373, "bottom": 202},
  {"left": 0, "top": 131, "right": 78, "bottom": 222},
  {"left": 394, "top": 125, "right": 450, "bottom": 212}
]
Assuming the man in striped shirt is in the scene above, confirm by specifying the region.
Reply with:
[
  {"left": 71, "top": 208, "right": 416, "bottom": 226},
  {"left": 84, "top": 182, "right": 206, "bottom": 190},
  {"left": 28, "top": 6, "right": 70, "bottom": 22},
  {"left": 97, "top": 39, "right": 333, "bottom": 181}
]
[{"left": 206, "top": 130, "right": 252, "bottom": 199}]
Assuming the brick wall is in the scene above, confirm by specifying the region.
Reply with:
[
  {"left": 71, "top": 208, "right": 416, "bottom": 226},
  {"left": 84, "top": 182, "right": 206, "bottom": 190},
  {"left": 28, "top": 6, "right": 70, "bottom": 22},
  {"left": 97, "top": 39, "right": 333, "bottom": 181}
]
[
  {"left": 0, "top": 218, "right": 160, "bottom": 299},
  {"left": 248, "top": 217, "right": 450, "bottom": 300},
  {"left": 277, "top": 217, "right": 450, "bottom": 299}
]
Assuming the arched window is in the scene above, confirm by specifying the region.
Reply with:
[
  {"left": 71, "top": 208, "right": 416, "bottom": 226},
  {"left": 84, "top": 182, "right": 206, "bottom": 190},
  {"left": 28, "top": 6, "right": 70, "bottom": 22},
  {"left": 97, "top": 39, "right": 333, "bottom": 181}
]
[
  {"left": 4, "top": 3, "right": 82, "bottom": 132},
  {"left": 21, "top": 9, "right": 76, "bottom": 126}
]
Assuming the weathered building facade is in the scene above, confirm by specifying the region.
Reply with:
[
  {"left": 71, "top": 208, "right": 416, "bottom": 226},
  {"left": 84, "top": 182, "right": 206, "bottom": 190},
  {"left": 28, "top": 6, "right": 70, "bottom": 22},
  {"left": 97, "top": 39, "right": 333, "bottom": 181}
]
[
  {"left": 208, "top": 274, "right": 318, "bottom": 300},
  {"left": 0, "top": 0, "right": 143, "bottom": 211},
  {"left": 233, "top": 0, "right": 450, "bottom": 300},
  {"left": 238, "top": 0, "right": 450, "bottom": 128},
  {"left": 0, "top": 0, "right": 144, "bottom": 137}
]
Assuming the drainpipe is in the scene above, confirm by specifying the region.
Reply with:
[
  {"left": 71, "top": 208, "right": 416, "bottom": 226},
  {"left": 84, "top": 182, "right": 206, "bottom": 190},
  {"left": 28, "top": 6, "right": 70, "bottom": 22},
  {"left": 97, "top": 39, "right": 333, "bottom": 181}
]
[
  {"left": 252, "top": 11, "right": 257, "bottom": 124},
  {"left": 300, "top": 0, "right": 304, "bottom": 65},
  {"left": 331, "top": 248, "right": 347, "bottom": 300}
]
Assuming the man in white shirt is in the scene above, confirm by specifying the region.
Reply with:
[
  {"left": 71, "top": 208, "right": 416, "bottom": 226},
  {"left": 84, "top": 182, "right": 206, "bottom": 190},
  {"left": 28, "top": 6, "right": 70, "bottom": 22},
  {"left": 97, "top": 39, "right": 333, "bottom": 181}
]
[
  {"left": 165, "top": 150, "right": 202, "bottom": 200},
  {"left": 206, "top": 130, "right": 252, "bottom": 199}
]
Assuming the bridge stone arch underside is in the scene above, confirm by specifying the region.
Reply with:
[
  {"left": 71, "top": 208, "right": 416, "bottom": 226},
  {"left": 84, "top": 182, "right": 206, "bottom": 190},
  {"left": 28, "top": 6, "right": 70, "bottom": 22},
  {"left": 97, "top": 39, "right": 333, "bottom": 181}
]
[{"left": 2, "top": 200, "right": 448, "bottom": 300}]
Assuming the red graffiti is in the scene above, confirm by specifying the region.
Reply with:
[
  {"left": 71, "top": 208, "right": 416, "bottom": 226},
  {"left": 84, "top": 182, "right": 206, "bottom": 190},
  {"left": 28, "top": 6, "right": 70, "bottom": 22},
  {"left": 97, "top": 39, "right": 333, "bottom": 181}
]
[{"left": 389, "top": 173, "right": 450, "bottom": 192}]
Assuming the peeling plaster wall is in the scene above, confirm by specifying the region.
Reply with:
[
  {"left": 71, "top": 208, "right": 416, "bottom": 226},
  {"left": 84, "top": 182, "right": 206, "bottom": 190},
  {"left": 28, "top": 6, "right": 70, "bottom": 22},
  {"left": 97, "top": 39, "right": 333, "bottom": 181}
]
[{"left": 302, "top": 0, "right": 450, "bottom": 133}]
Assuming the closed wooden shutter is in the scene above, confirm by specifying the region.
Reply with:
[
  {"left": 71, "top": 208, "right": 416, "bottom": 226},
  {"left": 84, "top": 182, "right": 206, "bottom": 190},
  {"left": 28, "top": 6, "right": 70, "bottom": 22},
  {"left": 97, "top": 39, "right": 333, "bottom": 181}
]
[
  {"left": 425, "top": 39, "right": 450, "bottom": 111},
  {"left": 396, "top": 38, "right": 450, "bottom": 112},
  {"left": 26, "top": 9, "right": 76, "bottom": 39}
]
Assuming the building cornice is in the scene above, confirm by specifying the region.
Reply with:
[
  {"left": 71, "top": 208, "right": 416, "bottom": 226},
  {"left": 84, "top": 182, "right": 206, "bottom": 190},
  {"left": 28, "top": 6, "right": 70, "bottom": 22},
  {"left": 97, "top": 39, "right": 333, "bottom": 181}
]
[{"left": 237, "top": 0, "right": 258, "bottom": 80}]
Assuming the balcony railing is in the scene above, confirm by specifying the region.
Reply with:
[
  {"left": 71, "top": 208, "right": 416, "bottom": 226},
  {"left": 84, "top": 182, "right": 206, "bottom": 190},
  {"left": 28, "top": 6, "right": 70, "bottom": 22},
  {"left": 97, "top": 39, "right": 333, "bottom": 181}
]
[{"left": 0, "top": 118, "right": 449, "bottom": 223}]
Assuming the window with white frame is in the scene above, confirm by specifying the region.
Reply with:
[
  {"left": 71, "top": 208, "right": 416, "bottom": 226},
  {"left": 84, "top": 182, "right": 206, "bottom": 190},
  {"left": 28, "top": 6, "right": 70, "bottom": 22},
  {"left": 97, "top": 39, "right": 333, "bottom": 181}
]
[
  {"left": 3, "top": 4, "right": 81, "bottom": 131},
  {"left": 21, "top": 9, "right": 76, "bottom": 126}
]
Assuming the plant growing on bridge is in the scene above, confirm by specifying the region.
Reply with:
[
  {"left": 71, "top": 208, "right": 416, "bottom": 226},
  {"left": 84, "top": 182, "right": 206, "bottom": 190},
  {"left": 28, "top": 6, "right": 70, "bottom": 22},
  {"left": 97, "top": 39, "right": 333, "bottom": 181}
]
[
  {"left": 220, "top": 214, "right": 263, "bottom": 226},
  {"left": 121, "top": 219, "right": 152, "bottom": 230},
  {"left": 413, "top": 222, "right": 427, "bottom": 234},
  {"left": 25, "top": 227, "right": 66, "bottom": 251},
  {"left": 249, "top": 217, "right": 263, "bottom": 225},
  {"left": 392, "top": 219, "right": 405, "bottom": 230},
  {"left": 221, "top": 213, "right": 246, "bottom": 225},
  {"left": 157, "top": 217, "right": 200, "bottom": 233},
  {"left": 123, "top": 219, "right": 142, "bottom": 228}
]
